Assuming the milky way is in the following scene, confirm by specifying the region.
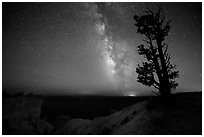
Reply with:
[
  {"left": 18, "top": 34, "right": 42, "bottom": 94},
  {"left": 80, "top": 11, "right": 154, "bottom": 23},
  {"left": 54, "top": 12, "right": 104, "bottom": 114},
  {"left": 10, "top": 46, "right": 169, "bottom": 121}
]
[{"left": 85, "top": 3, "right": 133, "bottom": 90}]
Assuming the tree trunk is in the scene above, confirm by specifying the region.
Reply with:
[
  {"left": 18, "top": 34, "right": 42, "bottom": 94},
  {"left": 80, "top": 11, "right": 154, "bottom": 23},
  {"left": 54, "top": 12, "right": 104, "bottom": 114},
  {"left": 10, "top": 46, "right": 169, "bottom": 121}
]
[
  {"left": 157, "top": 40, "right": 171, "bottom": 96},
  {"left": 159, "top": 84, "right": 171, "bottom": 97}
]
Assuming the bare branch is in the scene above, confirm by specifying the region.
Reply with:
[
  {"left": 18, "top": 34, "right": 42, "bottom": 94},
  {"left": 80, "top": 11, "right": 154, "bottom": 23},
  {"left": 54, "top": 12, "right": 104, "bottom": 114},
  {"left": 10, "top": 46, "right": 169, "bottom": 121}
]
[
  {"left": 153, "top": 79, "right": 159, "bottom": 86},
  {"left": 151, "top": 72, "right": 160, "bottom": 86},
  {"left": 153, "top": 84, "right": 159, "bottom": 89},
  {"left": 165, "top": 53, "right": 170, "bottom": 64},
  {"left": 163, "top": 43, "right": 168, "bottom": 55},
  {"left": 152, "top": 91, "right": 160, "bottom": 96},
  {"left": 166, "top": 61, "right": 171, "bottom": 68},
  {"left": 158, "top": 5, "right": 165, "bottom": 24},
  {"left": 146, "top": 6, "right": 154, "bottom": 16},
  {"left": 143, "top": 39, "right": 150, "bottom": 44}
]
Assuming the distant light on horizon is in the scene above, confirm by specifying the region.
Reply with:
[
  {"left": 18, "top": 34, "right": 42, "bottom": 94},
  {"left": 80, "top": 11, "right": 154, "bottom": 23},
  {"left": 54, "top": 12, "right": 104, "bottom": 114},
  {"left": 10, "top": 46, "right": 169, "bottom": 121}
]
[{"left": 124, "top": 93, "right": 136, "bottom": 97}]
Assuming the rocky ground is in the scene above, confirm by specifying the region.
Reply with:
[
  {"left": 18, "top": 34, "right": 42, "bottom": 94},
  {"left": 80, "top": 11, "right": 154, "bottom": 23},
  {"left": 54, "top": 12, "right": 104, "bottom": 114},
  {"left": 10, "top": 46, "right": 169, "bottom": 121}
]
[{"left": 2, "top": 92, "right": 202, "bottom": 135}]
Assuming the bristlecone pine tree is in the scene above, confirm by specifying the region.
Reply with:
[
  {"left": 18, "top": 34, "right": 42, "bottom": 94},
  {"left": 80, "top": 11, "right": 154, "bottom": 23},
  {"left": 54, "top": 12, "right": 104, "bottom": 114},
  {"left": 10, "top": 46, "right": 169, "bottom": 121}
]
[{"left": 134, "top": 7, "right": 179, "bottom": 97}]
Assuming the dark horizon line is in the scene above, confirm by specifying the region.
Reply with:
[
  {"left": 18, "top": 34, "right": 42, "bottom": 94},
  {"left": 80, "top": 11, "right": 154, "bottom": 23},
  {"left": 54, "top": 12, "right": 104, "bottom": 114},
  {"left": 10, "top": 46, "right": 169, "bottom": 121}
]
[{"left": 2, "top": 87, "right": 201, "bottom": 97}]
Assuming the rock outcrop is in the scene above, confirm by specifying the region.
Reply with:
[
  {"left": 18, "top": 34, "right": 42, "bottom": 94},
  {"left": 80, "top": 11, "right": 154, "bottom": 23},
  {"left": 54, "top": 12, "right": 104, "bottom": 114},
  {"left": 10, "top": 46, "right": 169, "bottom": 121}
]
[
  {"left": 57, "top": 119, "right": 99, "bottom": 134},
  {"left": 57, "top": 92, "right": 202, "bottom": 135},
  {"left": 3, "top": 92, "right": 202, "bottom": 135},
  {"left": 3, "top": 96, "right": 54, "bottom": 134}
]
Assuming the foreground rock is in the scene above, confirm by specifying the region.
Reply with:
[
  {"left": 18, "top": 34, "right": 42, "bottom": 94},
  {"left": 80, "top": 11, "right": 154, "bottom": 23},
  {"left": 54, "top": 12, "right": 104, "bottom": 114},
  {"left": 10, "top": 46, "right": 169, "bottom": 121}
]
[
  {"left": 57, "top": 119, "right": 99, "bottom": 134},
  {"left": 2, "top": 95, "right": 54, "bottom": 134},
  {"left": 58, "top": 92, "right": 201, "bottom": 135},
  {"left": 2, "top": 92, "right": 202, "bottom": 135}
]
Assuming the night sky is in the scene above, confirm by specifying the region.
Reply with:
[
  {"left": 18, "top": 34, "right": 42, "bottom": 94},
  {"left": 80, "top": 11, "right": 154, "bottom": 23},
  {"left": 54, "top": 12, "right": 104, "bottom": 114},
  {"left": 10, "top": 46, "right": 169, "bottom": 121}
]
[{"left": 3, "top": 2, "right": 202, "bottom": 96}]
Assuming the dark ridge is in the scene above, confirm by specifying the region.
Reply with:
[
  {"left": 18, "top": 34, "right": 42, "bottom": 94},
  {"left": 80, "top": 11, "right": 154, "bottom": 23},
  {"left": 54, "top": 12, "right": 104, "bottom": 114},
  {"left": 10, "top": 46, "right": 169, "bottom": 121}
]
[{"left": 40, "top": 95, "right": 149, "bottom": 121}]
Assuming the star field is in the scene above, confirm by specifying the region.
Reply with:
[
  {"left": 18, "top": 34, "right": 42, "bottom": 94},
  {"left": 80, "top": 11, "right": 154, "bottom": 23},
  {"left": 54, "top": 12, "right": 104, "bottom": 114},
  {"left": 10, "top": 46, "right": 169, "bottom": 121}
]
[{"left": 3, "top": 2, "right": 202, "bottom": 95}]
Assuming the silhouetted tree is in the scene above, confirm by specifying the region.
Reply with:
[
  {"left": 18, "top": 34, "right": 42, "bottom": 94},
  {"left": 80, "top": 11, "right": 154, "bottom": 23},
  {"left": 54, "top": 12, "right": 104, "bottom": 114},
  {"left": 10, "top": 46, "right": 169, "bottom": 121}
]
[{"left": 134, "top": 6, "right": 179, "bottom": 97}]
